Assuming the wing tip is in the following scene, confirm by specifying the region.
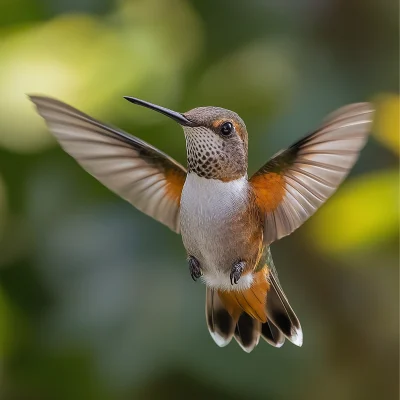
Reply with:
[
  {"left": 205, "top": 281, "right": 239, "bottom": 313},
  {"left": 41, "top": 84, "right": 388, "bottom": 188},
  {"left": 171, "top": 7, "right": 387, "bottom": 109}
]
[
  {"left": 324, "top": 102, "right": 375, "bottom": 125},
  {"left": 27, "top": 93, "right": 49, "bottom": 104},
  {"left": 27, "top": 93, "right": 40, "bottom": 107},
  {"left": 28, "top": 95, "right": 71, "bottom": 113},
  {"left": 27, "top": 94, "right": 59, "bottom": 113}
]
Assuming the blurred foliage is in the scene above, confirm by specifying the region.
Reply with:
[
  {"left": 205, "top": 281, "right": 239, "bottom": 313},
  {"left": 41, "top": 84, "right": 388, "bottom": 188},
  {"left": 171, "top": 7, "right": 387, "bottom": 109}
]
[
  {"left": 0, "top": 0, "right": 202, "bottom": 153},
  {"left": 0, "top": 0, "right": 398, "bottom": 399},
  {"left": 309, "top": 169, "right": 398, "bottom": 253},
  {"left": 0, "top": 287, "right": 12, "bottom": 357},
  {"left": 373, "top": 93, "right": 400, "bottom": 154}
]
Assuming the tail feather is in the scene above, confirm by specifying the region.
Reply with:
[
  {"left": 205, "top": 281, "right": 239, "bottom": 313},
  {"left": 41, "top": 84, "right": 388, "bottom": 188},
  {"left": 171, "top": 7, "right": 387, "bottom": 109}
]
[
  {"left": 261, "top": 320, "right": 285, "bottom": 348},
  {"left": 206, "top": 288, "right": 236, "bottom": 347},
  {"left": 266, "top": 273, "right": 303, "bottom": 347},
  {"left": 205, "top": 258, "right": 302, "bottom": 351},
  {"left": 234, "top": 313, "right": 261, "bottom": 353}
]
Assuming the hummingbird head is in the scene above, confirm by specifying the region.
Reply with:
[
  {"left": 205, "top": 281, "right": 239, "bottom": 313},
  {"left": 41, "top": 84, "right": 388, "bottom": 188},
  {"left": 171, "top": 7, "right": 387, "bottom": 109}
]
[
  {"left": 124, "top": 97, "right": 248, "bottom": 181},
  {"left": 181, "top": 107, "right": 248, "bottom": 181}
]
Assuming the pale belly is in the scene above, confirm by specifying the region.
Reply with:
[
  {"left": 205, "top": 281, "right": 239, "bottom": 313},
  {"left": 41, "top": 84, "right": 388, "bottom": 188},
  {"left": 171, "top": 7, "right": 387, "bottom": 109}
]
[{"left": 180, "top": 173, "right": 260, "bottom": 290}]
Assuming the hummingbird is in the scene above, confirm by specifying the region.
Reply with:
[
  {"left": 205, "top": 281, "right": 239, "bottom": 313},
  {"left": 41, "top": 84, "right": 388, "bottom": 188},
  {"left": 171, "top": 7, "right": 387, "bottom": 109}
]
[{"left": 29, "top": 95, "right": 374, "bottom": 352}]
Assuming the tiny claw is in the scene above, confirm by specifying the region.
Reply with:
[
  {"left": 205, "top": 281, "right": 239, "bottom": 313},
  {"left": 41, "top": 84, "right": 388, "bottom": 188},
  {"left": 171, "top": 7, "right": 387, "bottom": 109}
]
[
  {"left": 230, "top": 261, "right": 245, "bottom": 285},
  {"left": 188, "top": 256, "right": 202, "bottom": 281}
]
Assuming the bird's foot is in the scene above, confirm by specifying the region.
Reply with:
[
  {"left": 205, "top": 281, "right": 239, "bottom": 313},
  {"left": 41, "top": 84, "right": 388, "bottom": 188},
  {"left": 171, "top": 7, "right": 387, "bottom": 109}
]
[
  {"left": 230, "top": 261, "right": 246, "bottom": 285},
  {"left": 188, "top": 256, "right": 202, "bottom": 281}
]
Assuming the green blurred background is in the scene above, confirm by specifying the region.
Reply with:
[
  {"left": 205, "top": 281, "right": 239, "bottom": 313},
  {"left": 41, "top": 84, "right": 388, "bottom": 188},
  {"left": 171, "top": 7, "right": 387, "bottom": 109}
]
[{"left": 0, "top": 0, "right": 398, "bottom": 399}]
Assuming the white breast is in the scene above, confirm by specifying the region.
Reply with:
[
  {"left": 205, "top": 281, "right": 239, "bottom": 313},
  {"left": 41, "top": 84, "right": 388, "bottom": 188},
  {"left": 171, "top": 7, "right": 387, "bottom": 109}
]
[
  {"left": 181, "top": 173, "right": 248, "bottom": 221},
  {"left": 180, "top": 173, "right": 253, "bottom": 290}
]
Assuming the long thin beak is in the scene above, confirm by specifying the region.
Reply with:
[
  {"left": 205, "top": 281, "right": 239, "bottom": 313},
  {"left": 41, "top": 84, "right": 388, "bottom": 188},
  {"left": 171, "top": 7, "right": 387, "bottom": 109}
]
[{"left": 123, "top": 96, "right": 193, "bottom": 126}]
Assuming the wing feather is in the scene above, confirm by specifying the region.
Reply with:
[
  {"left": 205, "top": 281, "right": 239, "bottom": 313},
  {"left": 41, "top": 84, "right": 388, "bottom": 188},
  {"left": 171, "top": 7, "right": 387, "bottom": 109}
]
[
  {"left": 250, "top": 103, "right": 374, "bottom": 244},
  {"left": 30, "top": 95, "right": 186, "bottom": 233}
]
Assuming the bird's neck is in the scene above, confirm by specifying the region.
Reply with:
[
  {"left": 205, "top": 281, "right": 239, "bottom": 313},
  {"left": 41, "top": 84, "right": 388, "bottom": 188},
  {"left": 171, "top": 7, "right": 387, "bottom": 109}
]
[
  {"left": 186, "top": 153, "right": 248, "bottom": 182},
  {"left": 185, "top": 135, "right": 247, "bottom": 181}
]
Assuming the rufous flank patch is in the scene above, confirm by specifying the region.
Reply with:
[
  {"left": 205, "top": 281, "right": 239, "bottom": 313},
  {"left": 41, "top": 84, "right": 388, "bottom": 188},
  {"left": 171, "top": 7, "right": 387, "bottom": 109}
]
[{"left": 250, "top": 172, "right": 286, "bottom": 213}]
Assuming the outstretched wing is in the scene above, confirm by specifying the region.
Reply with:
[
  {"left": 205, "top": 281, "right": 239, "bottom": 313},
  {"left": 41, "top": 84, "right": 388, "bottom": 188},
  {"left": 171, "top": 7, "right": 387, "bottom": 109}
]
[
  {"left": 250, "top": 103, "right": 374, "bottom": 244},
  {"left": 30, "top": 95, "right": 186, "bottom": 233}
]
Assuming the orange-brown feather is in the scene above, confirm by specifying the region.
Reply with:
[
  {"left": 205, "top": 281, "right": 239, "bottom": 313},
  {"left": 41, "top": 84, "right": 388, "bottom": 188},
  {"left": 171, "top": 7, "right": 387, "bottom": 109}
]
[
  {"left": 250, "top": 173, "right": 286, "bottom": 213},
  {"left": 217, "top": 269, "right": 270, "bottom": 323},
  {"left": 211, "top": 118, "right": 225, "bottom": 129},
  {"left": 164, "top": 167, "right": 186, "bottom": 205}
]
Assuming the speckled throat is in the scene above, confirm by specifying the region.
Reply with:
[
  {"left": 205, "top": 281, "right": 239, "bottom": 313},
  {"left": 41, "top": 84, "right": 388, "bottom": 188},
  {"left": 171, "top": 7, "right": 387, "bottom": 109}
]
[{"left": 183, "top": 126, "right": 247, "bottom": 181}]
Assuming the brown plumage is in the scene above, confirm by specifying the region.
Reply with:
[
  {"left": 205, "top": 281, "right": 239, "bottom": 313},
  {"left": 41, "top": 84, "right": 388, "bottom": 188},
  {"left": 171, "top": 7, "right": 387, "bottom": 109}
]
[{"left": 218, "top": 269, "right": 269, "bottom": 322}]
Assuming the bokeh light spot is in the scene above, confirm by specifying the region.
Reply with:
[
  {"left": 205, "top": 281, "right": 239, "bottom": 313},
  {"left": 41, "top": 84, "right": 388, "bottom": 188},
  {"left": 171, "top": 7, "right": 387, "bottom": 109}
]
[
  {"left": 308, "top": 169, "right": 399, "bottom": 254},
  {"left": 372, "top": 93, "right": 400, "bottom": 155}
]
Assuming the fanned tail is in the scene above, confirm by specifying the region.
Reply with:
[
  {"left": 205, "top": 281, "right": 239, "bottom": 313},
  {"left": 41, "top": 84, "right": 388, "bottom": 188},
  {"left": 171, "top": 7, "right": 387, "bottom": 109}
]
[{"left": 205, "top": 258, "right": 302, "bottom": 352}]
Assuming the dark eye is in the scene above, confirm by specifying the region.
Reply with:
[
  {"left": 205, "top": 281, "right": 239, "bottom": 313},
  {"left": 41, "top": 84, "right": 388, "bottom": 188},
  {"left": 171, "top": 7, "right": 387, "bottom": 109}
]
[{"left": 220, "top": 121, "right": 233, "bottom": 136}]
